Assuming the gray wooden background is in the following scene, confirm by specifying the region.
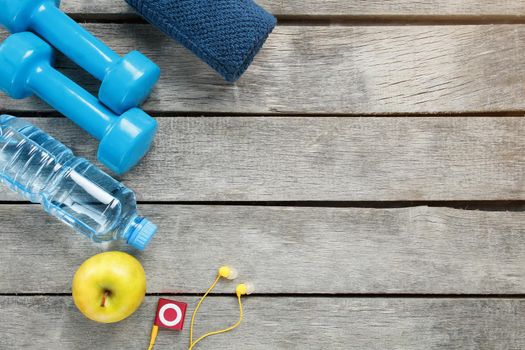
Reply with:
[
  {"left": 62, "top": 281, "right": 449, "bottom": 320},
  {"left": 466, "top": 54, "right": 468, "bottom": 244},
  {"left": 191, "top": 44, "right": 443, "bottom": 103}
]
[{"left": 1, "top": 1, "right": 525, "bottom": 349}]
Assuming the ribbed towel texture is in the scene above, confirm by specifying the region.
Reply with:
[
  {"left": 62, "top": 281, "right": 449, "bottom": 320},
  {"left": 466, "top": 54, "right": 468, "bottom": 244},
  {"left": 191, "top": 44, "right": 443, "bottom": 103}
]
[{"left": 125, "top": 0, "right": 277, "bottom": 82}]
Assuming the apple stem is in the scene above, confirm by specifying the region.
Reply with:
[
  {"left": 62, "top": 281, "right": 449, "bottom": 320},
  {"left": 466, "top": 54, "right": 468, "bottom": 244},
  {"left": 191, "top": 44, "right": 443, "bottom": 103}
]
[{"left": 101, "top": 290, "right": 110, "bottom": 307}]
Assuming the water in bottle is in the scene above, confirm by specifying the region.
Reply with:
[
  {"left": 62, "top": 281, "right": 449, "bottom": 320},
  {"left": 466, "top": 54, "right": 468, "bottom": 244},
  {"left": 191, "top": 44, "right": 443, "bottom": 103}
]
[{"left": 0, "top": 115, "right": 156, "bottom": 250}]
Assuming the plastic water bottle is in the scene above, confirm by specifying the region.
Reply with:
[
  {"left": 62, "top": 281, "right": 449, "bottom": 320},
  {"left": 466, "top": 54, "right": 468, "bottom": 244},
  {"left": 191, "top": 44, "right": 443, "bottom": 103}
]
[{"left": 0, "top": 115, "right": 157, "bottom": 250}]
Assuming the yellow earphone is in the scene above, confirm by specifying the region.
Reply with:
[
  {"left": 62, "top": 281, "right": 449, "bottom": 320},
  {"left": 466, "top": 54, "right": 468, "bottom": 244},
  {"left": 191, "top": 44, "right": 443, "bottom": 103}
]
[
  {"left": 218, "top": 265, "right": 238, "bottom": 279},
  {"left": 188, "top": 266, "right": 253, "bottom": 350},
  {"left": 236, "top": 282, "right": 255, "bottom": 297},
  {"left": 147, "top": 266, "right": 253, "bottom": 350}
]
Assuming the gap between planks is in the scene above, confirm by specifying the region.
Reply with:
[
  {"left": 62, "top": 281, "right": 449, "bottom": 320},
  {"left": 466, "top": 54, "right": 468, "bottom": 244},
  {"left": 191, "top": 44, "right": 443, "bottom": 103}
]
[
  {"left": 3, "top": 110, "right": 525, "bottom": 118},
  {"left": 70, "top": 14, "right": 525, "bottom": 26},
  {"left": 1, "top": 201, "right": 525, "bottom": 212},
  {"left": 1, "top": 293, "right": 525, "bottom": 299}
]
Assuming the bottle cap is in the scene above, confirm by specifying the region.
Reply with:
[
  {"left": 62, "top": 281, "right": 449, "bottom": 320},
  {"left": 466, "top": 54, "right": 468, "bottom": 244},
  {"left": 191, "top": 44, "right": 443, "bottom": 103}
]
[{"left": 126, "top": 217, "right": 157, "bottom": 250}]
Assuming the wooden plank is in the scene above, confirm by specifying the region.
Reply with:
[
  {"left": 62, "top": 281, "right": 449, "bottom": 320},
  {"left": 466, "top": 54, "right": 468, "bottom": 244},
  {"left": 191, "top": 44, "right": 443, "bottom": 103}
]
[
  {"left": 3, "top": 24, "right": 525, "bottom": 114},
  {"left": 1, "top": 117, "right": 524, "bottom": 202},
  {"left": 1, "top": 296, "right": 524, "bottom": 349},
  {"left": 61, "top": 0, "right": 525, "bottom": 17},
  {"left": 0, "top": 205, "right": 523, "bottom": 294}
]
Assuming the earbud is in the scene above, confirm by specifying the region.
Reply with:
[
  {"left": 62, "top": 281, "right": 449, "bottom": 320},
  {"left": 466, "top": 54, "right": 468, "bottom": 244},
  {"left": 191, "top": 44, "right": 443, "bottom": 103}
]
[
  {"left": 190, "top": 269, "right": 253, "bottom": 349},
  {"left": 218, "top": 266, "right": 238, "bottom": 280},
  {"left": 236, "top": 283, "right": 255, "bottom": 296}
]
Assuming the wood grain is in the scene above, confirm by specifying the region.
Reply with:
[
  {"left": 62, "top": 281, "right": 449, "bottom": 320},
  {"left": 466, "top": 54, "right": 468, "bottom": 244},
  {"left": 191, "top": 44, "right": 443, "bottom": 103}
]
[
  {"left": 3, "top": 24, "right": 525, "bottom": 114},
  {"left": 1, "top": 116, "right": 524, "bottom": 202},
  {"left": 1, "top": 296, "right": 523, "bottom": 349},
  {"left": 61, "top": 0, "right": 525, "bottom": 17},
  {"left": 1, "top": 2, "right": 523, "bottom": 349},
  {"left": 1, "top": 204, "right": 523, "bottom": 294}
]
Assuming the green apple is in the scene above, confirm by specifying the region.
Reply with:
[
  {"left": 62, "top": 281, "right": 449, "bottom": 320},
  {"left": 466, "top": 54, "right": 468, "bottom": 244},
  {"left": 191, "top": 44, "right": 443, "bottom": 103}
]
[{"left": 72, "top": 251, "right": 146, "bottom": 323}]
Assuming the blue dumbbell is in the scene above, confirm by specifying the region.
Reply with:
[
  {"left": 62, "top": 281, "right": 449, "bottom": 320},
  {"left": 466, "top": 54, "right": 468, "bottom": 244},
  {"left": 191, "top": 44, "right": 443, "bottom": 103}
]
[
  {"left": 0, "top": 32, "right": 157, "bottom": 175},
  {"left": 0, "top": 0, "right": 160, "bottom": 114}
]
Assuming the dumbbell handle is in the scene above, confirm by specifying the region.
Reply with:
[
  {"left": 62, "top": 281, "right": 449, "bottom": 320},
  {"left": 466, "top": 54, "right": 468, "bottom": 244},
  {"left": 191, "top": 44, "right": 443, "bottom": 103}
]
[
  {"left": 30, "top": 2, "right": 120, "bottom": 81},
  {"left": 28, "top": 62, "right": 116, "bottom": 140}
]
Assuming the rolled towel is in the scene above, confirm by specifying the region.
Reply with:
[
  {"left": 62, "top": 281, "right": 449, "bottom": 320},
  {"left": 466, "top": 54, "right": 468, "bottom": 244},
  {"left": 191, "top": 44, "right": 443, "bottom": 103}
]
[{"left": 126, "top": 0, "right": 277, "bottom": 82}]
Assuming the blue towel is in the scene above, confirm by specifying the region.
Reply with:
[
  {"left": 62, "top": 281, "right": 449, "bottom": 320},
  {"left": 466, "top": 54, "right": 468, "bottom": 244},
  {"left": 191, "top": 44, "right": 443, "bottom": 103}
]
[{"left": 126, "top": 0, "right": 277, "bottom": 82}]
